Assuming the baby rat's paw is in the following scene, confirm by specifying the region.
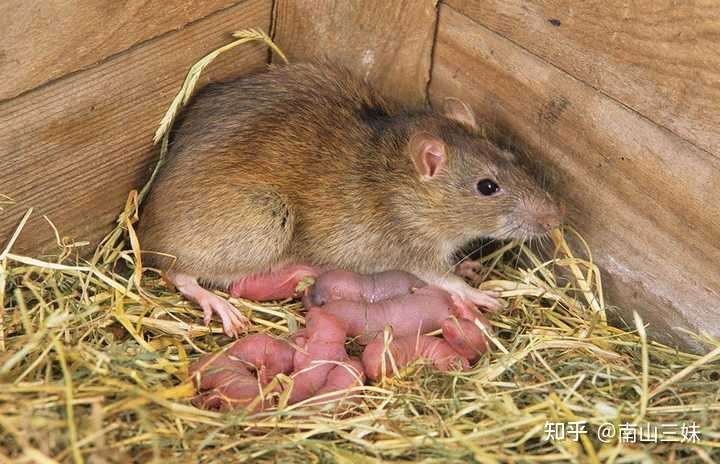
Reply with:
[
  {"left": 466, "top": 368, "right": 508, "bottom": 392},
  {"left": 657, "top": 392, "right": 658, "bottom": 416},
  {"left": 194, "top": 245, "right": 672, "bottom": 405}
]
[{"left": 441, "top": 317, "right": 489, "bottom": 361}]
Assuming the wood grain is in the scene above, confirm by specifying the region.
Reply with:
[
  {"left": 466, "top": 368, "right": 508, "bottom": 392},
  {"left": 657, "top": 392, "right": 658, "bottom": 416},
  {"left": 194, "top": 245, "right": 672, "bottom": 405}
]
[
  {"left": 272, "top": 0, "right": 438, "bottom": 106},
  {"left": 445, "top": 0, "right": 720, "bottom": 156},
  {"left": 0, "top": 0, "right": 271, "bottom": 255},
  {"left": 0, "top": 0, "right": 245, "bottom": 101},
  {"left": 430, "top": 5, "right": 720, "bottom": 351}
]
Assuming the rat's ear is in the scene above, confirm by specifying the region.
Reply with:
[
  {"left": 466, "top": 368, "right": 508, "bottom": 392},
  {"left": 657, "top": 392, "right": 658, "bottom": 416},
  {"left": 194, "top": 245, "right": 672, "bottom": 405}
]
[
  {"left": 409, "top": 132, "right": 447, "bottom": 180},
  {"left": 442, "top": 97, "right": 478, "bottom": 130}
]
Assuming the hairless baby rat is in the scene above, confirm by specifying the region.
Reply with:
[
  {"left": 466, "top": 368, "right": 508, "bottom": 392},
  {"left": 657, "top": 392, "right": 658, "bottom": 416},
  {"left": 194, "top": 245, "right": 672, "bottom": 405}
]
[{"left": 139, "top": 63, "right": 563, "bottom": 336}]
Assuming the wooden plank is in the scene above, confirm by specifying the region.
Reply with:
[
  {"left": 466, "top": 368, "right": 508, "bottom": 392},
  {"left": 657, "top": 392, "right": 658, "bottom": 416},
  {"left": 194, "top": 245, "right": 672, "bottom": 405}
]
[
  {"left": 0, "top": 0, "right": 271, "bottom": 255},
  {"left": 0, "top": 0, "right": 243, "bottom": 101},
  {"left": 430, "top": 5, "right": 720, "bottom": 351},
  {"left": 272, "top": 0, "right": 438, "bottom": 106},
  {"left": 445, "top": 0, "right": 720, "bottom": 156}
]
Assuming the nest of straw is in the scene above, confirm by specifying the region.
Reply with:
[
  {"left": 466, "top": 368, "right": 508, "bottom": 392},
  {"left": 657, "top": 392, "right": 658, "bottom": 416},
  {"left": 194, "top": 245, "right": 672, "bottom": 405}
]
[{"left": 1, "top": 30, "right": 718, "bottom": 463}]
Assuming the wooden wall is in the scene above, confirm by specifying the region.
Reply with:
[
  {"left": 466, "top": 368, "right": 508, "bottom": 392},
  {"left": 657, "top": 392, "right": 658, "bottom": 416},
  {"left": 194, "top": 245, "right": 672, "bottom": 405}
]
[
  {"left": 0, "top": 0, "right": 272, "bottom": 254},
  {"left": 271, "top": 0, "right": 438, "bottom": 106},
  {"left": 2, "top": 0, "right": 718, "bottom": 351}
]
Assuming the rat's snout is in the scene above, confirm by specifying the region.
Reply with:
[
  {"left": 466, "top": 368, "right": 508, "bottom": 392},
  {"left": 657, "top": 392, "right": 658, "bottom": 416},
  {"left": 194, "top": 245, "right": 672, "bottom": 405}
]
[
  {"left": 535, "top": 210, "right": 562, "bottom": 232},
  {"left": 523, "top": 199, "right": 564, "bottom": 235},
  {"left": 539, "top": 194, "right": 565, "bottom": 231}
]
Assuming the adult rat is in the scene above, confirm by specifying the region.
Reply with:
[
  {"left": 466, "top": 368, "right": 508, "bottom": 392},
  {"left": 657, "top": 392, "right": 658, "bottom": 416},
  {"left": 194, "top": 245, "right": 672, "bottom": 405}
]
[{"left": 139, "top": 63, "right": 562, "bottom": 336}]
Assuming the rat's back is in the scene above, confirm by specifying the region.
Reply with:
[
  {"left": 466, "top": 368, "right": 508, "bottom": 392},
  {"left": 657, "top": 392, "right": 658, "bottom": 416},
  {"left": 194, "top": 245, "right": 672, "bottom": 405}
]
[
  {"left": 170, "top": 63, "right": 390, "bottom": 167},
  {"left": 139, "top": 63, "right": 391, "bottom": 282}
]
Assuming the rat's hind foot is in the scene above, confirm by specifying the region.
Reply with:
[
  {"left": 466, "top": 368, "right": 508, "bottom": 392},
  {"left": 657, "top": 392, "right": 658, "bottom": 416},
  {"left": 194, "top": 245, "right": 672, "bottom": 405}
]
[
  {"left": 229, "top": 263, "right": 325, "bottom": 301},
  {"left": 454, "top": 259, "right": 484, "bottom": 284},
  {"left": 169, "top": 272, "right": 248, "bottom": 337},
  {"left": 197, "top": 292, "right": 248, "bottom": 338}
]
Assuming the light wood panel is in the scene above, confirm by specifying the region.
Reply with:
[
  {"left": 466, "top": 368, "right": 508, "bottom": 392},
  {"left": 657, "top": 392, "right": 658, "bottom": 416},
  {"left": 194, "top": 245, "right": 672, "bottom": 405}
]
[
  {"left": 430, "top": 5, "right": 720, "bottom": 351},
  {"left": 445, "top": 0, "right": 720, "bottom": 156},
  {"left": 272, "top": 0, "right": 438, "bottom": 106},
  {"left": 0, "top": 0, "right": 271, "bottom": 255},
  {"left": 0, "top": 0, "right": 245, "bottom": 101}
]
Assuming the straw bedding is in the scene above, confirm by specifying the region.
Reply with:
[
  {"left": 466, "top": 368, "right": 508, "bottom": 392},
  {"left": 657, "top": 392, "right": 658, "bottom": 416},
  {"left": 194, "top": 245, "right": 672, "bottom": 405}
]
[{"left": 0, "top": 30, "right": 718, "bottom": 463}]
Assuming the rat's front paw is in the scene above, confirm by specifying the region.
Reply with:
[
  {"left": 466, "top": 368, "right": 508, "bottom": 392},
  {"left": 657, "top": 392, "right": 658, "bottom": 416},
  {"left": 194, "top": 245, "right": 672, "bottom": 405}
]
[
  {"left": 427, "top": 274, "right": 502, "bottom": 312},
  {"left": 454, "top": 259, "right": 484, "bottom": 284},
  {"left": 197, "top": 292, "right": 248, "bottom": 337},
  {"left": 460, "top": 286, "right": 502, "bottom": 312}
]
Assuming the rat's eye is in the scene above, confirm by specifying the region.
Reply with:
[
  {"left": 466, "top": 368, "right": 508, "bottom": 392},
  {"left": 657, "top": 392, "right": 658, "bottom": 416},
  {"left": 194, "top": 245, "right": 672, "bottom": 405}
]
[{"left": 476, "top": 179, "right": 500, "bottom": 196}]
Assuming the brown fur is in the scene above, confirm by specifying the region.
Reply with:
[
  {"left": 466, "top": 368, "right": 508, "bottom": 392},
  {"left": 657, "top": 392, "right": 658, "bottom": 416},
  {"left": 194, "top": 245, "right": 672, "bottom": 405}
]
[{"left": 139, "top": 63, "right": 561, "bottom": 287}]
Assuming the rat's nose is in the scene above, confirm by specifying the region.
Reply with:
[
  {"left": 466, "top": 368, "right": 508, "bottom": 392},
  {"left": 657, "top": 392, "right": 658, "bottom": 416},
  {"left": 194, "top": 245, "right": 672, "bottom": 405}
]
[{"left": 535, "top": 210, "right": 562, "bottom": 232}]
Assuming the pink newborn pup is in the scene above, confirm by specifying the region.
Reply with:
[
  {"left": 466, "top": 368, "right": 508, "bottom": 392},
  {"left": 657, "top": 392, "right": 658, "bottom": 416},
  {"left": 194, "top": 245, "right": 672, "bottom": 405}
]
[
  {"left": 306, "top": 269, "right": 491, "bottom": 380},
  {"left": 189, "top": 334, "right": 294, "bottom": 411},
  {"left": 362, "top": 318, "right": 489, "bottom": 381},
  {"left": 287, "top": 309, "right": 365, "bottom": 404},
  {"left": 189, "top": 310, "right": 363, "bottom": 411}
]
